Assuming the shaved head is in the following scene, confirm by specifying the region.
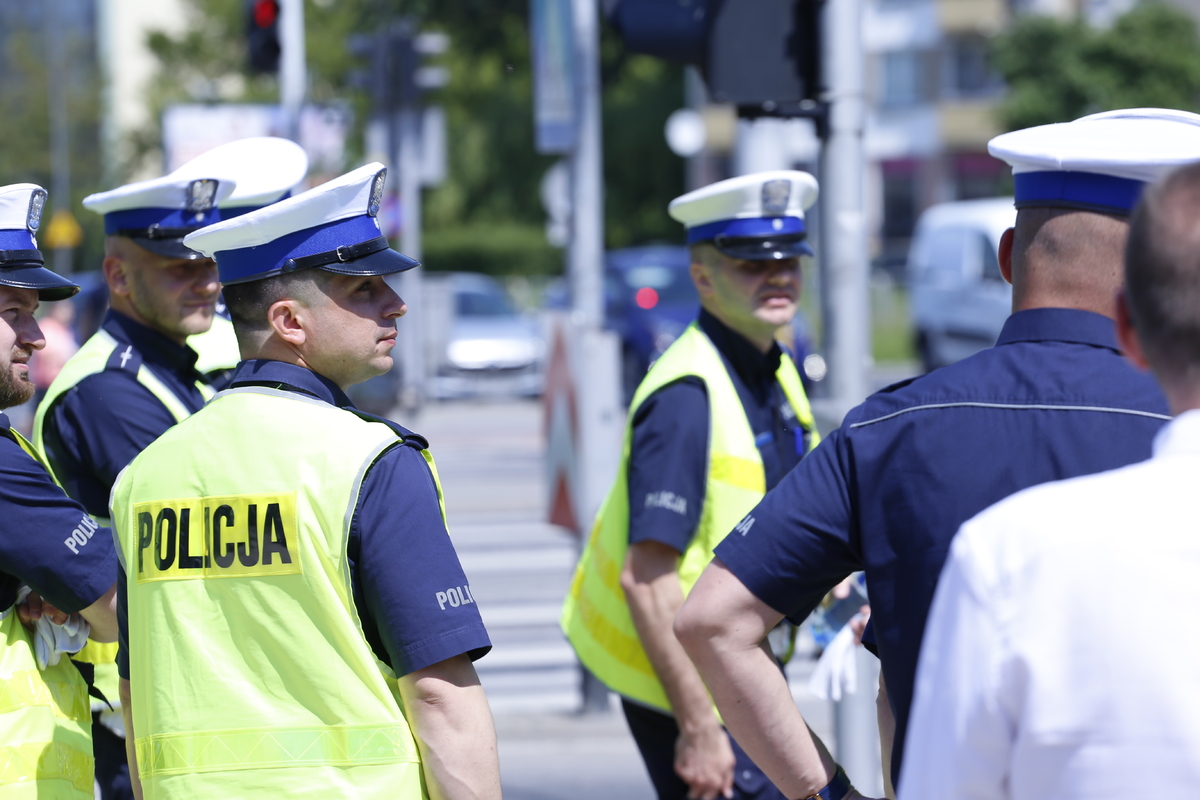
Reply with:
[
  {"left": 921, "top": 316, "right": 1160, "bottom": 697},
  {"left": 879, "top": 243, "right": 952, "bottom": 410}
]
[{"left": 1009, "top": 207, "right": 1129, "bottom": 316}]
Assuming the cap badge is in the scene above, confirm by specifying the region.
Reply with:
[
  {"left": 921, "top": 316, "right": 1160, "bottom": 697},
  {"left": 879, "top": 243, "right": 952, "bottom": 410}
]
[
  {"left": 186, "top": 179, "right": 219, "bottom": 213},
  {"left": 772, "top": 218, "right": 784, "bottom": 230},
  {"left": 26, "top": 189, "right": 46, "bottom": 233},
  {"left": 368, "top": 169, "right": 387, "bottom": 217},
  {"left": 762, "top": 180, "right": 791, "bottom": 214}
]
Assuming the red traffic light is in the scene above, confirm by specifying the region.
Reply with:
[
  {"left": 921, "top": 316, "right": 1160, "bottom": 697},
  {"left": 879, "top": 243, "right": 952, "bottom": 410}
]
[{"left": 252, "top": 0, "right": 279, "bottom": 29}]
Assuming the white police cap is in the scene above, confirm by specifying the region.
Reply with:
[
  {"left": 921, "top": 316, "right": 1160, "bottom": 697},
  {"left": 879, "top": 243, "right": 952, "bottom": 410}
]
[
  {"left": 668, "top": 170, "right": 819, "bottom": 260},
  {"left": 83, "top": 171, "right": 237, "bottom": 260},
  {"left": 183, "top": 162, "right": 419, "bottom": 286},
  {"left": 988, "top": 107, "right": 1200, "bottom": 216},
  {"left": 170, "top": 137, "right": 309, "bottom": 216},
  {"left": 0, "top": 184, "right": 77, "bottom": 301}
]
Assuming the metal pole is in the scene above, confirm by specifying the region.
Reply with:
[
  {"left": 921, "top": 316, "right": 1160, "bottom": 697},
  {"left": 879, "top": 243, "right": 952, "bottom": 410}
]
[
  {"left": 570, "top": 0, "right": 616, "bottom": 714},
  {"left": 279, "top": 0, "right": 306, "bottom": 142},
  {"left": 818, "top": 0, "right": 869, "bottom": 413},
  {"left": 45, "top": 0, "right": 72, "bottom": 274},
  {"left": 818, "top": 0, "right": 878, "bottom": 789},
  {"left": 568, "top": 0, "right": 604, "bottom": 331},
  {"left": 397, "top": 104, "right": 426, "bottom": 412}
]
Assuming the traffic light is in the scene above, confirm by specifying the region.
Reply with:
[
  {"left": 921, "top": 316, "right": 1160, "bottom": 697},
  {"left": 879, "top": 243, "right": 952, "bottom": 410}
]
[
  {"left": 346, "top": 23, "right": 449, "bottom": 112},
  {"left": 607, "top": 0, "right": 822, "bottom": 117},
  {"left": 247, "top": 0, "right": 281, "bottom": 74}
]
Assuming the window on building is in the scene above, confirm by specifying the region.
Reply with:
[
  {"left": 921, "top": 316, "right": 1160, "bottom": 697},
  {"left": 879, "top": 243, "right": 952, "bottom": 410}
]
[
  {"left": 881, "top": 51, "right": 923, "bottom": 107},
  {"left": 882, "top": 160, "right": 919, "bottom": 240},
  {"left": 943, "top": 36, "right": 1000, "bottom": 99}
]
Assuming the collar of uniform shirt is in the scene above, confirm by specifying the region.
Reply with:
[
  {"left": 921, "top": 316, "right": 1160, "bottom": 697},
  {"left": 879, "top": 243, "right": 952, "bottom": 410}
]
[
  {"left": 995, "top": 307, "right": 1121, "bottom": 351},
  {"left": 103, "top": 309, "right": 203, "bottom": 376},
  {"left": 697, "top": 308, "right": 783, "bottom": 390},
  {"left": 226, "top": 358, "right": 356, "bottom": 409}
]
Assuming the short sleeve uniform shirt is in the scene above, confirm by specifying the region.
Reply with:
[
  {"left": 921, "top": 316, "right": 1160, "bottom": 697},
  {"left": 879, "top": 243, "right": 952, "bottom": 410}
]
[
  {"left": 714, "top": 308, "right": 1170, "bottom": 781},
  {"left": 40, "top": 310, "right": 211, "bottom": 518},
  {"left": 0, "top": 413, "right": 116, "bottom": 614},
  {"left": 116, "top": 360, "right": 491, "bottom": 679}
]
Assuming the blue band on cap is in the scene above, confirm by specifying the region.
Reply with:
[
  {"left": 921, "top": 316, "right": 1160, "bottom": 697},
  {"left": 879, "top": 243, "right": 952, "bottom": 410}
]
[
  {"left": 0, "top": 230, "right": 37, "bottom": 251},
  {"left": 687, "top": 216, "right": 805, "bottom": 244},
  {"left": 1014, "top": 171, "right": 1145, "bottom": 214},
  {"left": 104, "top": 206, "right": 224, "bottom": 235},
  {"left": 214, "top": 214, "right": 384, "bottom": 284}
]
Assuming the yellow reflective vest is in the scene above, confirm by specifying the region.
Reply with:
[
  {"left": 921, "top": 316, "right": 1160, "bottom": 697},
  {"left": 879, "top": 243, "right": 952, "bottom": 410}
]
[
  {"left": 33, "top": 327, "right": 215, "bottom": 718},
  {"left": 0, "top": 428, "right": 95, "bottom": 799},
  {"left": 561, "top": 322, "right": 819, "bottom": 713},
  {"left": 111, "top": 385, "right": 435, "bottom": 799}
]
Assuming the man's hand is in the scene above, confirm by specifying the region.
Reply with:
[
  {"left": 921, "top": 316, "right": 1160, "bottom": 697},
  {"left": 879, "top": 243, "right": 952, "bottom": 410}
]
[
  {"left": 17, "top": 591, "right": 68, "bottom": 628},
  {"left": 675, "top": 721, "right": 735, "bottom": 800}
]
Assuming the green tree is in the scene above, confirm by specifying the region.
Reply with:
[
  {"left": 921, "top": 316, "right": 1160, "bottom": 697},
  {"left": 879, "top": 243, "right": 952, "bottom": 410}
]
[
  {"left": 137, "top": 0, "right": 686, "bottom": 276},
  {"left": 993, "top": 2, "right": 1200, "bottom": 131}
]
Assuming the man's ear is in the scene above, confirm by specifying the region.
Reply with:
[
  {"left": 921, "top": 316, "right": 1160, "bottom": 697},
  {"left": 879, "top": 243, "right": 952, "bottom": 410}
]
[
  {"left": 267, "top": 299, "right": 307, "bottom": 348},
  {"left": 998, "top": 227, "right": 1014, "bottom": 286},
  {"left": 103, "top": 255, "right": 129, "bottom": 298},
  {"left": 1115, "top": 289, "right": 1150, "bottom": 370},
  {"left": 690, "top": 259, "right": 714, "bottom": 299}
]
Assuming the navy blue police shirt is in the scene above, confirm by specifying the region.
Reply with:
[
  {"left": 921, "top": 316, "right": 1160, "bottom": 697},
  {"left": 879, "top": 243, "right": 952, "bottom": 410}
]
[
  {"left": 40, "top": 310, "right": 211, "bottom": 519},
  {"left": 714, "top": 308, "right": 1170, "bottom": 784},
  {"left": 628, "top": 309, "right": 811, "bottom": 552},
  {"left": 0, "top": 413, "right": 116, "bottom": 615},
  {"left": 116, "top": 359, "right": 491, "bottom": 679}
]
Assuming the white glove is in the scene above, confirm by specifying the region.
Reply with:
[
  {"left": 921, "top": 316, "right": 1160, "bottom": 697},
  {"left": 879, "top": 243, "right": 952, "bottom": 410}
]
[
  {"left": 807, "top": 610, "right": 867, "bottom": 702},
  {"left": 15, "top": 586, "right": 91, "bottom": 670}
]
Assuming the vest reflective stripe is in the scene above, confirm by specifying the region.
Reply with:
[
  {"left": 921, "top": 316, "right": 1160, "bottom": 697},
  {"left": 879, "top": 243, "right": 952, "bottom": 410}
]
[
  {"left": 561, "top": 323, "right": 818, "bottom": 712},
  {"left": 137, "top": 722, "right": 419, "bottom": 777},
  {"left": 112, "top": 386, "right": 431, "bottom": 799}
]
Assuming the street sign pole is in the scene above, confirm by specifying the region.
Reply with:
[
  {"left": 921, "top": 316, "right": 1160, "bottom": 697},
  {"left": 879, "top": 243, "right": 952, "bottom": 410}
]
[{"left": 279, "top": 0, "right": 306, "bottom": 142}]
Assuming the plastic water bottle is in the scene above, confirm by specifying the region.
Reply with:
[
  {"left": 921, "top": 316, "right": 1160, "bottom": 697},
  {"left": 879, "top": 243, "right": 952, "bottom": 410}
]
[{"left": 807, "top": 572, "right": 868, "bottom": 650}]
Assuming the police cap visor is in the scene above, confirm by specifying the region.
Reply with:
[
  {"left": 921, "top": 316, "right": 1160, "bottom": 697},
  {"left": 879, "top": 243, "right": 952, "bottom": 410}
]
[
  {"left": 712, "top": 232, "right": 814, "bottom": 261},
  {"left": 0, "top": 263, "right": 80, "bottom": 301}
]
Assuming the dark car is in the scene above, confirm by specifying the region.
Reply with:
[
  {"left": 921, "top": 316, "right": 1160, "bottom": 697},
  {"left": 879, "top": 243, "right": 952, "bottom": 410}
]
[{"left": 605, "top": 246, "right": 699, "bottom": 402}]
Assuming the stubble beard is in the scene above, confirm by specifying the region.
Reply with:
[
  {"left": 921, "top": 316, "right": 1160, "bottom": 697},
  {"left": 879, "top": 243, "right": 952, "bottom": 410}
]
[{"left": 0, "top": 359, "right": 35, "bottom": 410}]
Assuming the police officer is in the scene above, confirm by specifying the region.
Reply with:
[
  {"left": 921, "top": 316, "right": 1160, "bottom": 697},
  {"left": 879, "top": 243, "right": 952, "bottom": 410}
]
[
  {"left": 0, "top": 182, "right": 118, "bottom": 798},
  {"left": 562, "top": 171, "right": 822, "bottom": 800},
  {"left": 675, "top": 109, "right": 1200, "bottom": 799},
  {"left": 32, "top": 136, "right": 307, "bottom": 800},
  {"left": 110, "top": 163, "right": 499, "bottom": 799}
]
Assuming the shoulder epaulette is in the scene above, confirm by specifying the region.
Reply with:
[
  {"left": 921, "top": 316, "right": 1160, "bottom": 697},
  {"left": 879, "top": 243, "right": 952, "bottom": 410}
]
[{"left": 104, "top": 343, "right": 143, "bottom": 374}]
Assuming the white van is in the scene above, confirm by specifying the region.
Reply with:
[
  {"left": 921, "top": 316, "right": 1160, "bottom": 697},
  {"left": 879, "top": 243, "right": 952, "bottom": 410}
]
[{"left": 907, "top": 197, "right": 1016, "bottom": 371}]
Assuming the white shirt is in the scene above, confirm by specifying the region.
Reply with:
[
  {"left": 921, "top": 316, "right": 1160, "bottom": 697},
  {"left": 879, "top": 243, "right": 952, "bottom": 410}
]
[{"left": 899, "top": 410, "right": 1200, "bottom": 799}]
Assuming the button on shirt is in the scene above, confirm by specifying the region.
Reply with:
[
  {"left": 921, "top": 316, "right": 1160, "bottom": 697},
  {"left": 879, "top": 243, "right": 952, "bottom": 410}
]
[
  {"left": 901, "top": 410, "right": 1200, "bottom": 800},
  {"left": 41, "top": 311, "right": 211, "bottom": 518},
  {"left": 628, "top": 309, "right": 810, "bottom": 552},
  {"left": 714, "top": 308, "right": 1170, "bottom": 782},
  {"left": 115, "top": 360, "right": 491, "bottom": 679},
  {"left": 0, "top": 413, "right": 116, "bottom": 614}
]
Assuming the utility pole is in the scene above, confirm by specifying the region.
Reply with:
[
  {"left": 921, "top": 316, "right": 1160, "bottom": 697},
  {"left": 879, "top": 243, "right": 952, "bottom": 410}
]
[
  {"left": 278, "top": 0, "right": 306, "bottom": 142},
  {"left": 817, "top": 2, "right": 879, "bottom": 795},
  {"left": 45, "top": 0, "right": 73, "bottom": 274}
]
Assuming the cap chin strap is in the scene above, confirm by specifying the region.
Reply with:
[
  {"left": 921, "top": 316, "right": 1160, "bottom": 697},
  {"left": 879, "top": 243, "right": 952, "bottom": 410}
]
[
  {"left": 281, "top": 236, "right": 391, "bottom": 273},
  {"left": 0, "top": 249, "right": 44, "bottom": 265},
  {"left": 112, "top": 224, "right": 199, "bottom": 240}
]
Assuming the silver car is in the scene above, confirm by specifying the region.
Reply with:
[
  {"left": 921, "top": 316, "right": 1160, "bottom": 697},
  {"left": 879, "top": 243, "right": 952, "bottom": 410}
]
[
  {"left": 428, "top": 273, "right": 545, "bottom": 399},
  {"left": 908, "top": 198, "right": 1016, "bottom": 371}
]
